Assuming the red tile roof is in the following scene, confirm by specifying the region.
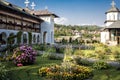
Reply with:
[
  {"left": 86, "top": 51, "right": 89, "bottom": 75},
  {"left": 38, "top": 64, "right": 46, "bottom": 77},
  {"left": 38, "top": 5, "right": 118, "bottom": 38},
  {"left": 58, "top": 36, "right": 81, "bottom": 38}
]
[{"left": 34, "top": 9, "right": 59, "bottom": 18}]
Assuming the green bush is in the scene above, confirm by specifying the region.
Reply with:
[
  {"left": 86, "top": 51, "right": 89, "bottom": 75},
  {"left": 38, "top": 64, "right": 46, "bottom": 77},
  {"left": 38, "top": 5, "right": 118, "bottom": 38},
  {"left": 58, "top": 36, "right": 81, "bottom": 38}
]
[
  {"left": 48, "top": 53, "right": 63, "bottom": 60},
  {"left": 93, "top": 61, "right": 109, "bottom": 70},
  {"left": 63, "top": 45, "right": 73, "bottom": 62},
  {"left": 42, "top": 52, "right": 49, "bottom": 58},
  {"left": 74, "top": 56, "right": 92, "bottom": 66},
  {"left": 55, "top": 47, "right": 65, "bottom": 53},
  {"left": 33, "top": 44, "right": 46, "bottom": 51},
  {"left": 42, "top": 53, "right": 63, "bottom": 60},
  {"left": 45, "top": 47, "right": 56, "bottom": 53},
  {"left": 0, "top": 63, "right": 9, "bottom": 80}
]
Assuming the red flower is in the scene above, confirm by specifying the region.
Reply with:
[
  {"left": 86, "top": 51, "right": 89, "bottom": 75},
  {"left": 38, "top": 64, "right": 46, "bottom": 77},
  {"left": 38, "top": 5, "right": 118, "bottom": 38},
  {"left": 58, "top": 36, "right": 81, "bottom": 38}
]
[{"left": 17, "top": 63, "right": 23, "bottom": 67}]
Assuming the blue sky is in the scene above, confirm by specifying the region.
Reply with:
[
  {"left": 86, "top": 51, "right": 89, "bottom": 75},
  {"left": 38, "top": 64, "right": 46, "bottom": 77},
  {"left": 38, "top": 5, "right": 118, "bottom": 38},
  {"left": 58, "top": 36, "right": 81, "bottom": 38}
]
[{"left": 6, "top": 0, "right": 120, "bottom": 26}]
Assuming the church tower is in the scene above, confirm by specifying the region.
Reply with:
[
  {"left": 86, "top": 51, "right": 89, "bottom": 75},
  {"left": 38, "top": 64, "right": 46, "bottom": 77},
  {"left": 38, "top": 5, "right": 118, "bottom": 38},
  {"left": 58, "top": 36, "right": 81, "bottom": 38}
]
[{"left": 105, "top": 0, "right": 120, "bottom": 26}]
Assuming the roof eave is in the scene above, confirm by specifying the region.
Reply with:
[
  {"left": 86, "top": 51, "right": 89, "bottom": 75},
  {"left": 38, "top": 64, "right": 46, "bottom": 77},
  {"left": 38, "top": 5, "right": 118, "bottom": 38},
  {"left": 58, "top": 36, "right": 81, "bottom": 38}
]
[{"left": 0, "top": 0, "right": 43, "bottom": 22}]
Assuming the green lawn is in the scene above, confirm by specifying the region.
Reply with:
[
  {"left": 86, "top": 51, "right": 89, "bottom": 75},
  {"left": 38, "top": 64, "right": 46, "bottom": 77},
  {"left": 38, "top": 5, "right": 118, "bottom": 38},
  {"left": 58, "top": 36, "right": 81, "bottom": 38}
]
[
  {"left": 6, "top": 56, "right": 62, "bottom": 80},
  {"left": 93, "top": 69, "right": 120, "bottom": 80},
  {"left": 4, "top": 56, "right": 120, "bottom": 80}
]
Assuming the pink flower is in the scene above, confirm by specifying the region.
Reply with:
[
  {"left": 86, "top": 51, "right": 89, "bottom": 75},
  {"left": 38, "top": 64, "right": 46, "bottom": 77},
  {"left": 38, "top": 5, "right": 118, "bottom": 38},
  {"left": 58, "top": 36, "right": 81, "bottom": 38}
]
[{"left": 17, "top": 63, "right": 23, "bottom": 67}]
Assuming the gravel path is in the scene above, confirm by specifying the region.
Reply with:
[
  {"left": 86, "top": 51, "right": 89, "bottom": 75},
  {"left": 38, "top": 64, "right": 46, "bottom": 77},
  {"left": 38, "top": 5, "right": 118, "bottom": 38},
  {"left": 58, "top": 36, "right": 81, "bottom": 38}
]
[{"left": 37, "top": 51, "right": 120, "bottom": 67}]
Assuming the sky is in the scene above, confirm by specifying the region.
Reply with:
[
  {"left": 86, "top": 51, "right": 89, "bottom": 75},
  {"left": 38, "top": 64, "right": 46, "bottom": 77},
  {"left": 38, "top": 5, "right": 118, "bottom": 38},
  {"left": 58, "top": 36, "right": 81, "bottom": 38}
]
[{"left": 6, "top": 0, "right": 120, "bottom": 26}]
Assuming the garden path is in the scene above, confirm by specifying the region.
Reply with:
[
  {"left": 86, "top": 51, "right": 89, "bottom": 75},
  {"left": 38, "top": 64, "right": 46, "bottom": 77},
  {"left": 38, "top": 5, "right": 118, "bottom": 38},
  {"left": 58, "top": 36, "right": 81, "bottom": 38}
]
[{"left": 37, "top": 51, "right": 120, "bottom": 67}]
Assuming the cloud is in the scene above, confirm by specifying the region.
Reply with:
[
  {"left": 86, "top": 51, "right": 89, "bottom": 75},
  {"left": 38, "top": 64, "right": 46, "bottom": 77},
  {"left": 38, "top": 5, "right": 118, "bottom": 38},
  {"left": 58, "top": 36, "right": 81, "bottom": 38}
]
[{"left": 54, "top": 17, "right": 68, "bottom": 25}]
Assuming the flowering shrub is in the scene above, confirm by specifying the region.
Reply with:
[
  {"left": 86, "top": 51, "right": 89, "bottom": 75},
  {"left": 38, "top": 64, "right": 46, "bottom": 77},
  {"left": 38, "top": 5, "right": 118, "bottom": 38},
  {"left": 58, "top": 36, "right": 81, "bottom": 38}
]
[
  {"left": 12, "top": 45, "right": 37, "bottom": 66},
  {"left": 39, "top": 63, "right": 93, "bottom": 80}
]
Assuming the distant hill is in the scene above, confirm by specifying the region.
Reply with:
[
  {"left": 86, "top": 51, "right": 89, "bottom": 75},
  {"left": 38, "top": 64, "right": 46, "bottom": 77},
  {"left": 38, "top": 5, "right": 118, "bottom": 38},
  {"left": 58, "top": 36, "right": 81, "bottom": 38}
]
[{"left": 54, "top": 24, "right": 102, "bottom": 38}]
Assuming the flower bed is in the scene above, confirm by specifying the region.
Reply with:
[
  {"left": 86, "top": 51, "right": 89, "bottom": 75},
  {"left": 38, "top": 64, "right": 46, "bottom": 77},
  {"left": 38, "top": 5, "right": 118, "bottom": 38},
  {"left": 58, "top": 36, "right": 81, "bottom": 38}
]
[
  {"left": 12, "top": 45, "right": 37, "bottom": 66},
  {"left": 39, "top": 63, "right": 93, "bottom": 80}
]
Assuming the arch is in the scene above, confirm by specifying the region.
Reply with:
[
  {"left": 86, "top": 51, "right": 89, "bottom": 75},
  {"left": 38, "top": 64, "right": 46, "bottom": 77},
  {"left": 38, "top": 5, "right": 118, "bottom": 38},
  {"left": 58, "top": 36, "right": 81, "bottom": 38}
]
[
  {"left": 0, "top": 32, "right": 7, "bottom": 45},
  {"left": 37, "top": 35, "right": 40, "bottom": 43},
  {"left": 23, "top": 34, "right": 27, "bottom": 44},
  {"left": 33, "top": 34, "right": 36, "bottom": 43},
  {"left": 43, "top": 31, "right": 47, "bottom": 43}
]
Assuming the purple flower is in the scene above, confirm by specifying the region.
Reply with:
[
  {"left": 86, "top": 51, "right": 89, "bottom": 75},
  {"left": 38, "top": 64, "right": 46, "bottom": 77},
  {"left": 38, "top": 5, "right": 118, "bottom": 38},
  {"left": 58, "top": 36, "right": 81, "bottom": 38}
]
[{"left": 13, "top": 45, "right": 37, "bottom": 66}]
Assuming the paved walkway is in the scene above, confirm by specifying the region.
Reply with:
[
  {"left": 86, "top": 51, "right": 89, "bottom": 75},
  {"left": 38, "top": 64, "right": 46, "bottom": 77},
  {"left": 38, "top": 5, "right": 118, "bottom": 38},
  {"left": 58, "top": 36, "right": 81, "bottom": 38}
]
[{"left": 37, "top": 51, "right": 120, "bottom": 67}]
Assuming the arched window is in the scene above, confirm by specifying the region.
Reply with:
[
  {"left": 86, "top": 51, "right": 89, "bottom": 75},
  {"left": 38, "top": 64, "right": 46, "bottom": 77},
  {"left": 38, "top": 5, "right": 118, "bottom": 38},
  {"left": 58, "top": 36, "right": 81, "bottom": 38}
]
[
  {"left": 0, "top": 32, "right": 7, "bottom": 45},
  {"left": 43, "top": 31, "right": 47, "bottom": 43},
  {"left": 23, "top": 34, "right": 27, "bottom": 44},
  {"left": 33, "top": 35, "right": 36, "bottom": 43},
  {"left": 37, "top": 35, "right": 40, "bottom": 43}
]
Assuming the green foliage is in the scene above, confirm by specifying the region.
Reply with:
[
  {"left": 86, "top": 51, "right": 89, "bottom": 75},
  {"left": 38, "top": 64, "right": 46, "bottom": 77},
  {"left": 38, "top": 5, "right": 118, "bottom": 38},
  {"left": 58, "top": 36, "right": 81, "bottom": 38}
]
[
  {"left": 73, "top": 56, "right": 92, "bottom": 66},
  {"left": 83, "top": 34, "right": 93, "bottom": 38},
  {"left": 28, "top": 32, "right": 32, "bottom": 44},
  {"left": 7, "top": 35, "right": 16, "bottom": 45},
  {"left": 69, "top": 37, "right": 72, "bottom": 43},
  {"left": 16, "top": 31, "right": 23, "bottom": 45},
  {"left": 45, "top": 46, "right": 56, "bottom": 53},
  {"left": 33, "top": 44, "right": 47, "bottom": 51},
  {"left": 41, "top": 52, "right": 50, "bottom": 58},
  {"left": 63, "top": 45, "right": 73, "bottom": 62},
  {"left": 48, "top": 53, "right": 63, "bottom": 60},
  {"left": 55, "top": 47, "right": 65, "bottom": 53},
  {"left": 0, "top": 63, "right": 9, "bottom": 80},
  {"left": 72, "top": 38, "right": 79, "bottom": 44},
  {"left": 54, "top": 24, "right": 101, "bottom": 38},
  {"left": 61, "top": 38, "right": 68, "bottom": 44},
  {"left": 42, "top": 47, "right": 62, "bottom": 60},
  {"left": 93, "top": 61, "right": 109, "bottom": 70}
]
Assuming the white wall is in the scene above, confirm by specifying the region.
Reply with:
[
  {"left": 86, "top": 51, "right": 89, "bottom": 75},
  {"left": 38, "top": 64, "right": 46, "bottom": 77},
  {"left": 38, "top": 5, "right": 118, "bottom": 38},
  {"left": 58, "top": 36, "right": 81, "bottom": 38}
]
[
  {"left": 106, "top": 12, "right": 119, "bottom": 21},
  {"left": 101, "top": 31, "right": 109, "bottom": 44},
  {"left": 40, "top": 16, "right": 55, "bottom": 44},
  {"left": 105, "top": 12, "right": 119, "bottom": 26}
]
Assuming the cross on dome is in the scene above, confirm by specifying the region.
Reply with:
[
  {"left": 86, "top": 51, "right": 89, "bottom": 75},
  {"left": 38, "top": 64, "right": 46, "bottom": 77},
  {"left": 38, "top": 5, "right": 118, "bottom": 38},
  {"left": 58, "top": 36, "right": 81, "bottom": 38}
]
[
  {"left": 24, "top": 0, "right": 30, "bottom": 8},
  {"left": 31, "top": 2, "right": 36, "bottom": 10},
  {"left": 111, "top": 0, "right": 116, "bottom": 7}
]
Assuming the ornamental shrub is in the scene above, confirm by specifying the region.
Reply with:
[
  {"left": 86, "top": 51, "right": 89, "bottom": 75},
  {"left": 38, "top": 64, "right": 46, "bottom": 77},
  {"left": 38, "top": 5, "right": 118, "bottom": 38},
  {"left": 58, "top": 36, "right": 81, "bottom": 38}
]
[
  {"left": 12, "top": 45, "right": 37, "bottom": 66},
  {"left": 93, "top": 61, "right": 109, "bottom": 70}
]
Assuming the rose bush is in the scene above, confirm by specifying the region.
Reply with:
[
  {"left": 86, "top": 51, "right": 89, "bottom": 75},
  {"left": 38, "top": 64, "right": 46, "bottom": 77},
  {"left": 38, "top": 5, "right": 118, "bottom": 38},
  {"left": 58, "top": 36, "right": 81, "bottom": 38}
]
[{"left": 12, "top": 45, "right": 37, "bottom": 66}]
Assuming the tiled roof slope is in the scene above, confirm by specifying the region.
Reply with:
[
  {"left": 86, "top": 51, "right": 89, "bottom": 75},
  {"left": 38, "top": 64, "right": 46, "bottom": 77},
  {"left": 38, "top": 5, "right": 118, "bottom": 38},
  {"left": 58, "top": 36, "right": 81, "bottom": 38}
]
[
  {"left": 34, "top": 9, "right": 59, "bottom": 17},
  {"left": 106, "top": 20, "right": 120, "bottom": 28}
]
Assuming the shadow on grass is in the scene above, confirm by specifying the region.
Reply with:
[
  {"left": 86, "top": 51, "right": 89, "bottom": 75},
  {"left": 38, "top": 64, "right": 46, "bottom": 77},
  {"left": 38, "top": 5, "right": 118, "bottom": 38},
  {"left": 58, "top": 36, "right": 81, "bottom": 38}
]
[{"left": 6, "top": 56, "right": 62, "bottom": 80}]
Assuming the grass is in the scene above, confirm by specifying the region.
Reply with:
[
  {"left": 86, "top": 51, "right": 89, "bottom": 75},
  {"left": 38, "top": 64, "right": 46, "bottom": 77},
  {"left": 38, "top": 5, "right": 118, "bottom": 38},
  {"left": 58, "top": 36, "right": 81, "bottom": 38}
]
[
  {"left": 6, "top": 56, "right": 62, "bottom": 80},
  {"left": 93, "top": 69, "right": 120, "bottom": 80},
  {"left": 4, "top": 55, "right": 120, "bottom": 80}
]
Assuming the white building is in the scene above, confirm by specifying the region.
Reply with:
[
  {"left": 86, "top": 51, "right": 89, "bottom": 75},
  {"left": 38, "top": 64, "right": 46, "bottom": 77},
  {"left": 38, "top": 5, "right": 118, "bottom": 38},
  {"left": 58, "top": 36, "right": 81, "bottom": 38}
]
[
  {"left": 0, "top": 0, "right": 58, "bottom": 47},
  {"left": 101, "top": 0, "right": 120, "bottom": 45}
]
